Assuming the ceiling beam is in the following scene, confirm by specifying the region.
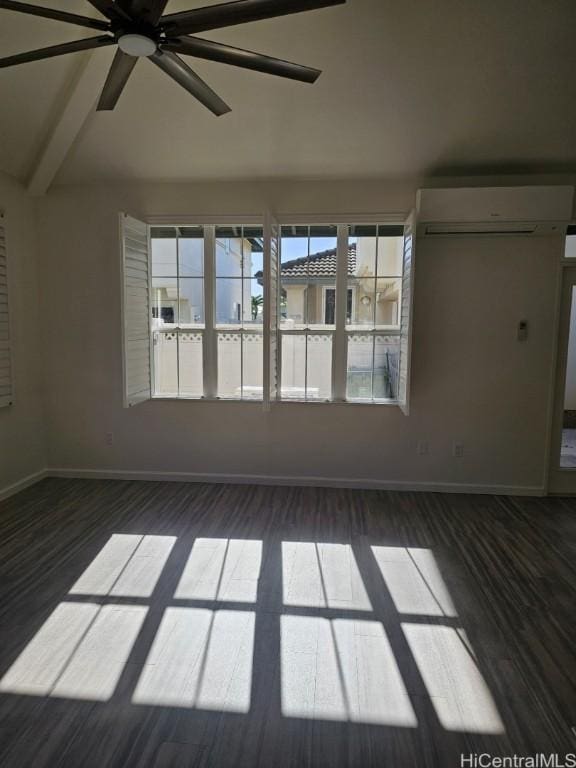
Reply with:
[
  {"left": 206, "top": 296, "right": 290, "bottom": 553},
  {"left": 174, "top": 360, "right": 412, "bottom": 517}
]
[{"left": 27, "top": 48, "right": 110, "bottom": 196}]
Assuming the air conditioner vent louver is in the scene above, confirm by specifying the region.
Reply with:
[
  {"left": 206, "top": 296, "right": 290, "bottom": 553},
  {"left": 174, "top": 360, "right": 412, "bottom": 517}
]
[{"left": 424, "top": 222, "right": 538, "bottom": 237}]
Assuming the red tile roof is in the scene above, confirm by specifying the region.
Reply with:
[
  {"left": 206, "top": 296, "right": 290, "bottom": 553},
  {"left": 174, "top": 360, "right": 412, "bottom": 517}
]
[{"left": 279, "top": 242, "right": 357, "bottom": 279}]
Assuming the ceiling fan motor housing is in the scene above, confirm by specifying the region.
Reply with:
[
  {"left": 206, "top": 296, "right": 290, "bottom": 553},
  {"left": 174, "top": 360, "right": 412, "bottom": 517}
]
[{"left": 117, "top": 33, "right": 157, "bottom": 57}]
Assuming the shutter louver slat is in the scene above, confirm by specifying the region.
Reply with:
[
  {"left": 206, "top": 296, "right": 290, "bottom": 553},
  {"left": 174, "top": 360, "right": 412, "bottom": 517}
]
[
  {"left": 121, "top": 214, "right": 151, "bottom": 407},
  {"left": 0, "top": 214, "right": 12, "bottom": 408},
  {"left": 398, "top": 210, "right": 416, "bottom": 415}
]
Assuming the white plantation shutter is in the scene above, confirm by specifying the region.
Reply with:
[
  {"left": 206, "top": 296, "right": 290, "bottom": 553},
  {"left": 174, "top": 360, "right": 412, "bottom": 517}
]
[
  {"left": 0, "top": 214, "right": 13, "bottom": 408},
  {"left": 398, "top": 209, "right": 416, "bottom": 415},
  {"left": 263, "top": 212, "right": 279, "bottom": 408},
  {"left": 120, "top": 213, "right": 151, "bottom": 407}
]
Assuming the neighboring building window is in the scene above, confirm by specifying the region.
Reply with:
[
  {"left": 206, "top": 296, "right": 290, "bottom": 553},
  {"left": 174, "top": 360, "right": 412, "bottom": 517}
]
[
  {"left": 150, "top": 225, "right": 264, "bottom": 400},
  {"left": 324, "top": 287, "right": 353, "bottom": 324},
  {"left": 152, "top": 306, "right": 175, "bottom": 323}
]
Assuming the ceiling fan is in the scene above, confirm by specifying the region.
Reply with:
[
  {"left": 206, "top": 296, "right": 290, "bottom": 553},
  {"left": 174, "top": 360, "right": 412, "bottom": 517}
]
[{"left": 0, "top": 0, "right": 346, "bottom": 115}]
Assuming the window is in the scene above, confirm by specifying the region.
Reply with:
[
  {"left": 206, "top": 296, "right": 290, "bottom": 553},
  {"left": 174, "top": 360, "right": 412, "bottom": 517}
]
[
  {"left": 565, "top": 225, "right": 576, "bottom": 258},
  {"left": 345, "top": 224, "right": 403, "bottom": 402},
  {"left": 150, "top": 226, "right": 205, "bottom": 398},
  {"left": 279, "top": 225, "right": 337, "bottom": 401},
  {"left": 149, "top": 224, "right": 264, "bottom": 401},
  {"left": 120, "top": 213, "right": 415, "bottom": 411},
  {"left": 278, "top": 223, "right": 406, "bottom": 404},
  {"left": 214, "top": 226, "right": 264, "bottom": 400}
]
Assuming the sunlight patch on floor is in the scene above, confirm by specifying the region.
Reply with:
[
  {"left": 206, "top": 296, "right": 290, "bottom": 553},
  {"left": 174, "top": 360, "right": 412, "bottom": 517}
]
[
  {"left": 371, "top": 546, "right": 457, "bottom": 617},
  {"left": 281, "top": 615, "right": 417, "bottom": 726},
  {"left": 174, "top": 538, "right": 262, "bottom": 603},
  {"left": 69, "top": 534, "right": 176, "bottom": 598},
  {"left": 402, "top": 623, "right": 505, "bottom": 734},
  {"left": 0, "top": 602, "right": 147, "bottom": 700},
  {"left": 132, "top": 608, "right": 254, "bottom": 712},
  {"left": 282, "top": 542, "right": 372, "bottom": 611}
]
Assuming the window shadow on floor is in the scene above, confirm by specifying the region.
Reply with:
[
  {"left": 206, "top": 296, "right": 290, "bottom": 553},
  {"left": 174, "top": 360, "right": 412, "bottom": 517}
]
[{"left": 0, "top": 479, "right": 573, "bottom": 767}]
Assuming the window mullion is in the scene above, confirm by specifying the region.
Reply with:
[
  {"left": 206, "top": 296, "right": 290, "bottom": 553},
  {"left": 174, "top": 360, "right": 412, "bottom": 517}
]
[
  {"left": 304, "top": 332, "right": 308, "bottom": 401},
  {"left": 204, "top": 226, "right": 217, "bottom": 398},
  {"left": 240, "top": 233, "right": 244, "bottom": 400},
  {"left": 332, "top": 224, "right": 349, "bottom": 401},
  {"left": 176, "top": 230, "right": 181, "bottom": 397}
]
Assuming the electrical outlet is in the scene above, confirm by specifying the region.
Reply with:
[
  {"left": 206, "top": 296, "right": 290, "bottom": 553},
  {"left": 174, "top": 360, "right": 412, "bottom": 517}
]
[
  {"left": 453, "top": 442, "right": 464, "bottom": 458},
  {"left": 105, "top": 432, "right": 114, "bottom": 447},
  {"left": 517, "top": 320, "right": 528, "bottom": 342},
  {"left": 417, "top": 440, "right": 429, "bottom": 456}
]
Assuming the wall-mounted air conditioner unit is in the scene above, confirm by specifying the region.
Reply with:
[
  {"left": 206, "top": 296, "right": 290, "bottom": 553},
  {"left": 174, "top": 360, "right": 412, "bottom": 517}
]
[{"left": 417, "top": 186, "right": 574, "bottom": 237}]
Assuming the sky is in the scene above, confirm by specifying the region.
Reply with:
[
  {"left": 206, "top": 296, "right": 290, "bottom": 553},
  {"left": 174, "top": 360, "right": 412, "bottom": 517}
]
[{"left": 280, "top": 236, "right": 339, "bottom": 262}]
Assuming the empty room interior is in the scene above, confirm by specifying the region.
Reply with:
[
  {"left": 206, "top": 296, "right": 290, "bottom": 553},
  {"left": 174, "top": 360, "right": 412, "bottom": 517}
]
[{"left": 0, "top": 1, "right": 575, "bottom": 766}]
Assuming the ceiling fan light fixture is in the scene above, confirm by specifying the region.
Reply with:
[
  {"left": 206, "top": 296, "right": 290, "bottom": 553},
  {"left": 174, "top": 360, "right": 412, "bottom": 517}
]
[{"left": 118, "top": 34, "right": 157, "bottom": 58}]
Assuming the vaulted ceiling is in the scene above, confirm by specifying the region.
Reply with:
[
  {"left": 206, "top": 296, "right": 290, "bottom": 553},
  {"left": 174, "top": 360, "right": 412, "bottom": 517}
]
[{"left": 0, "top": 0, "right": 575, "bottom": 188}]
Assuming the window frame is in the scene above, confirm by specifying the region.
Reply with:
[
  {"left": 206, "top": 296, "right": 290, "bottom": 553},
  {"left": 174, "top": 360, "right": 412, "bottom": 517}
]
[
  {"left": 148, "top": 218, "right": 265, "bottom": 403},
  {"left": 277, "top": 220, "right": 406, "bottom": 405},
  {"left": 561, "top": 223, "right": 576, "bottom": 262},
  {"left": 138, "top": 213, "right": 410, "bottom": 408},
  {"left": 150, "top": 224, "right": 206, "bottom": 400}
]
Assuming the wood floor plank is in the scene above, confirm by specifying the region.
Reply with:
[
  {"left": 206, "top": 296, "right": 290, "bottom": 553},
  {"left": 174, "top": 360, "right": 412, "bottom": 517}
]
[{"left": 0, "top": 479, "right": 574, "bottom": 767}]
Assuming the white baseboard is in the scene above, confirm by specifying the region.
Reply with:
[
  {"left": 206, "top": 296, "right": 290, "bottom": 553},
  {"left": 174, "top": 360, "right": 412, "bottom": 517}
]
[
  {"left": 0, "top": 469, "right": 48, "bottom": 502},
  {"left": 0, "top": 466, "right": 546, "bottom": 499},
  {"left": 46, "top": 467, "right": 546, "bottom": 496}
]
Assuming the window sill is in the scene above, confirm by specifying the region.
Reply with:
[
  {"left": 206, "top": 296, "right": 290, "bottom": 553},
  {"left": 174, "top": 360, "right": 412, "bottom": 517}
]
[
  {"left": 277, "top": 399, "right": 399, "bottom": 406},
  {"left": 151, "top": 396, "right": 263, "bottom": 403},
  {"left": 150, "top": 395, "right": 399, "bottom": 407}
]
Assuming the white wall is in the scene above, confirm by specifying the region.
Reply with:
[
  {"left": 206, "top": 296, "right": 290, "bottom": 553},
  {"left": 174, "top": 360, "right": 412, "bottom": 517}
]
[
  {"left": 36, "top": 179, "right": 564, "bottom": 492},
  {"left": 0, "top": 172, "right": 45, "bottom": 494}
]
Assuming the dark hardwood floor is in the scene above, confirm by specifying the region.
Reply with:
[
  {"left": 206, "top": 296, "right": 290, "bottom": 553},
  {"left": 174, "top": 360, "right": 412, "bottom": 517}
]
[{"left": 0, "top": 478, "right": 574, "bottom": 767}]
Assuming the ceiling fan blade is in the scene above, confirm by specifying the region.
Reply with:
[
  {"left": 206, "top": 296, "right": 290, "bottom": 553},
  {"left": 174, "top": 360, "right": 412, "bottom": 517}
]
[
  {"left": 117, "top": 0, "right": 169, "bottom": 25},
  {"left": 97, "top": 49, "right": 137, "bottom": 111},
  {"left": 146, "top": 0, "right": 171, "bottom": 22},
  {"left": 85, "top": 0, "right": 132, "bottom": 23},
  {"left": 0, "top": 35, "right": 114, "bottom": 69},
  {"left": 160, "top": 0, "right": 346, "bottom": 35},
  {"left": 164, "top": 36, "right": 321, "bottom": 83},
  {"left": 0, "top": 1, "right": 110, "bottom": 31},
  {"left": 150, "top": 50, "right": 231, "bottom": 116}
]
